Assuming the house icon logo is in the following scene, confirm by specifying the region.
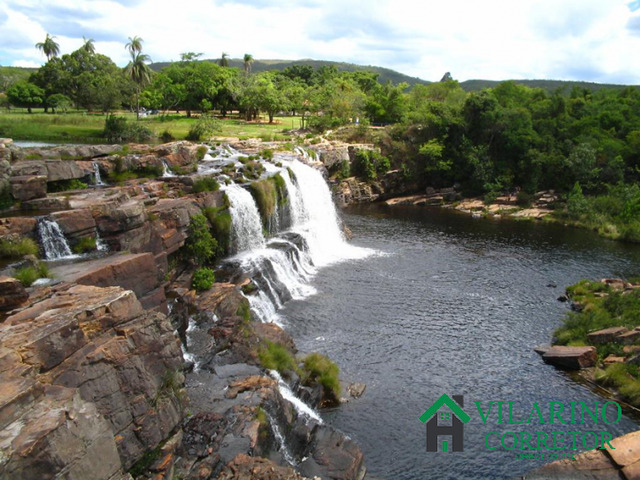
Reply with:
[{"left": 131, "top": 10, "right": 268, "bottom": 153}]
[{"left": 419, "top": 394, "right": 470, "bottom": 452}]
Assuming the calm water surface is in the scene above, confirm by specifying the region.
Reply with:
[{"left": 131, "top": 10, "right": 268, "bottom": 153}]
[{"left": 280, "top": 205, "right": 640, "bottom": 480}]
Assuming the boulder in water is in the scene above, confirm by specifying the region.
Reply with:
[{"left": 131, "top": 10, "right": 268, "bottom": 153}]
[{"left": 541, "top": 346, "right": 597, "bottom": 370}]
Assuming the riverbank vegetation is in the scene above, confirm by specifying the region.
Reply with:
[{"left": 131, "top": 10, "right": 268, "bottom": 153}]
[
  {"left": 4, "top": 34, "right": 640, "bottom": 240},
  {"left": 554, "top": 279, "right": 640, "bottom": 406}
]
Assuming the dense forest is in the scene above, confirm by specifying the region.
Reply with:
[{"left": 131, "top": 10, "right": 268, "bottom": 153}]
[{"left": 2, "top": 36, "right": 640, "bottom": 240}]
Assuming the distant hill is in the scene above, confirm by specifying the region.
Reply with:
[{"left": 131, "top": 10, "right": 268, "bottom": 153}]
[
  {"left": 0, "top": 66, "right": 37, "bottom": 92},
  {"left": 150, "top": 58, "right": 430, "bottom": 86},
  {"left": 459, "top": 79, "right": 637, "bottom": 94}
]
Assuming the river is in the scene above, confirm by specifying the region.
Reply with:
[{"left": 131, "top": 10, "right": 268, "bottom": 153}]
[{"left": 278, "top": 204, "right": 640, "bottom": 479}]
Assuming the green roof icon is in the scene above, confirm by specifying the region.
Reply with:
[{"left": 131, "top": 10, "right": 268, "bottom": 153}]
[{"left": 419, "top": 394, "right": 470, "bottom": 424}]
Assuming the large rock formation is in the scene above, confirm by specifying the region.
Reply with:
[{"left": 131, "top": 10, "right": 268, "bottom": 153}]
[{"left": 0, "top": 283, "right": 186, "bottom": 479}]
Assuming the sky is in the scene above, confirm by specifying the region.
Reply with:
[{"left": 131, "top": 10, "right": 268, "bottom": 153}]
[{"left": 2, "top": 0, "right": 640, "bottom": 84}]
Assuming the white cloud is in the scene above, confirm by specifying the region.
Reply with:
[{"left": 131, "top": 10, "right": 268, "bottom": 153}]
[{"left": 1, "top": 0, "right": 640, "bottom": 84}]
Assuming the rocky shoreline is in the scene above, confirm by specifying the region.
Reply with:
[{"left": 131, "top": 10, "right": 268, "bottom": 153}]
[{"left": 0, "top": 138, "right": 367, "bottom": 480}]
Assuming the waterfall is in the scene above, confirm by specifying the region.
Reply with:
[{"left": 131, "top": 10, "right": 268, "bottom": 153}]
[
  {"left": 266, "top": 412, "right": 297, "bottom": 466},
  {"left": 181, "top": 315, "right": 199, "bottom": 370},
  {"left": 93, "top": 162, "right": 105, "bottom": 186},
  {"left": 269, "top": 370, "right": 322, "bottom": 424},
  {"left": 37, "top": 218, "right": 74, "bottom": 260},
  {"left": 162, "top": 160, "right": 176, "bottom": 178},
  {"left": 95, "top": 229, "right": 109, "bottom": 252},
  {"left": 284, "top": 160, "right": 371, "bottom": 267},
  {"left": 226, "top": 184, "right": 266, "bottom": 253},
  {"left": 224, "top": 157, "right": 373, "bottom": 323}
]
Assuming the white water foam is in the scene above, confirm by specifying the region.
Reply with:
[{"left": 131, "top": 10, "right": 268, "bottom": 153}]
[{"left": 269, "top": 370, "right": 323, "bottom": 424}]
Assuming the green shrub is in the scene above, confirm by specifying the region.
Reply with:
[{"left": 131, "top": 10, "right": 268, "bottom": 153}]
[
  {"left": 193, "top": 177, "right": 219, "bottom": 193},
  {"left": 260, "top": 149, "right": 274, "bottom": 160},
  {"left": 47, "top": 178, "right": 88, "bottom": 193},
  {"left": 159, "top": 129, "right": 174, "bottom": 143},
  {"left": 351, "top": 150, "right": 389, "bottom": 181},
  {"left": 196, "top": 145, "right": 208, "bottom": 161},
  {"left": 103, "top": 115, "right": 153, "bottom": 143},
  {"left": 185, "top": 213, "right": 218, "bottom": 264},
  {"left": 186, "top": 115, "right": 220, "bottom": 141},
  {"left": 516, "top": 191, "right": 533, "bottom": 207},
  {"left": 0, "top": 237, "right": 39, "bottom": 259},
  {"left": 240, "top": 160, "right": 265, "bottom": 180},
  {"left": 192, "top": 267, "right": 215, "bottom": 292},
  {"left": 202, "top": 206, "right": 232, "bottom": 255},
  {"left": 14, "top": 262, "right": 50, "bottom": 287},
  {"left": 72, "top": 236, "right": 97, "bottom": 254},
  {"left": 236, "top": 299, "right": 251, "bottom": 322},
  {"left": 259, "top": 341, "right": 298, "bottom": 373},
  {"left": 302, "top": 352, "right": 341, "bottom": 400}
]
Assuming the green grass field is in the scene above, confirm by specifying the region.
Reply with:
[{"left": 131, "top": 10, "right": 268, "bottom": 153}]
[{"left": 0, "top": 109, "right": 302, "bottom": 144}]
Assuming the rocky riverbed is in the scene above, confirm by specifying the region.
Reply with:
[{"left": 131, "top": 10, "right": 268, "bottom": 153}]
[{"left": 0, "top": 138, "right": 367, "bottom": 480}]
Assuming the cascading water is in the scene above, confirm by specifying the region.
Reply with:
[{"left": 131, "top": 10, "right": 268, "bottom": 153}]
[
  {"left": 269, "top": 370, "right": 322, "bottom": 424},
  {"left": 93, "top": 162, "right": 105, "bottom": 186},
  {"left": 226, "top": 184, "right": 266, "bottom": 253},
  {"left": 266, "top": 412, "right": 297, "bottom": 466},
  {"left": 37, "top": 218, "right": 74, "bottom": 260},
  {"left": 162, "top": 160, "right": 176, "bottom": 178},
  {"left": 225, "top": 157, "right": 373, "bottom": 323}
]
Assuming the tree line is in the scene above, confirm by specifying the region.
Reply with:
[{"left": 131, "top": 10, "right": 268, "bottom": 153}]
[{"left": 4, "top": 34, "right": 640, "bottom": 211}]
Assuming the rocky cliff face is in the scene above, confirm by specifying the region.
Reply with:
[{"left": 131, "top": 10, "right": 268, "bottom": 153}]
[{"left": 0, "top": 283, "right": 185, "bottom": 479}]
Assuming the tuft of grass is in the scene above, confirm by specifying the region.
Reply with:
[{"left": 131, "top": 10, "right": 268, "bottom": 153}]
[
  {"left": 72, "top": 236, "right": 96, "bottom": 254},
  {"left": 302, "top": 352, "right": 341, "bottom": 401},
  {"left": 193, "top": 177, "right": 220, "bottom": 193},
  {"left": 14, "top": 262, "right": 50, "bottom": 287},
  {"left": 259, "top": 341, "right": 298, "bottom": 374},
  {"left": 0, "top": 237, "right": 39, "bottom": 259},
  {"left": 202, "top": 206, "right": 231, "bottom": 256}
]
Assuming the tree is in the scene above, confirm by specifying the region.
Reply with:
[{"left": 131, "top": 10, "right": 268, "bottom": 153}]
[
  {"left": 219, "top": 52, "right": 229, "bottom": 67},
  {"left": 124, "top": 36, "right": 152, "bottom": 119},
  {"left": 125, "top": 36, "right": 143, "bottom": 56},
  {"left": 46, "top": 93, "right": 71, "bottom": 113},
  {"left": 6, "top": 82, "right": 44, "bottom": 113},
  {"left": 81, "top": 37, "right": 95, "bottom": 55},
  {"left": 35, "top": 34, "right": 60, "bottom": 61},
  {"left": 243, "top": 53, "right": 254, "bottom": 75}
]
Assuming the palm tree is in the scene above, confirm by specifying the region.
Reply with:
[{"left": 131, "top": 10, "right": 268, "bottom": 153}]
[
  {"left": 35, "top": 34, "right": 60, "bottom": 61},
  {"left": 81, "top": 36, "right": 95, "bottom": 54},
  {"left": 243, "top": 53, "right": 254, "bottom": 75},
  {"left": 125, "top": 52, "right": 152, "bottom": 120},
  {"left": 125, "top": 36, "right": 143, "bottom": 56},
  {"left": 218, "top": 52, "right": 229, "bottom": 67}
]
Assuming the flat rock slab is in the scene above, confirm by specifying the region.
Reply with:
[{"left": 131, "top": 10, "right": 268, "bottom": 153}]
[
  {"left": 50, "top": 253, "right": 160, "bottom": 302},
  {"left": 542, "top": 346, "right": 597, "bottom": 370},
  {"left": 525, "top": 448, "right": 619, "bottom": 479},
  {"left": 608, "top": 430, "right": 640, "bottom": 468},
  {"left": 587, "top": 326, "right": 629, "bottom": 345}
]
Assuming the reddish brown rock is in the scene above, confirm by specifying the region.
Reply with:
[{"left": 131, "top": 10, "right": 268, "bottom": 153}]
[
  {"left": 10, "top": 175, "right": 47, "bottom": 201},
  {"left": 526, "top": 449, "right": 618, "bottom": 479},
  {"left": 49, "top": 253, "right": 164, "bottom": 309},
  {"left": 225, "top": 376, "right": 276, "bottom": 399},
  {"left": 0, "top": 276, "right": 29, "bottom": 311},
  {"left": 218, "top": 454, "right": 311, "bottom": 480},
  {"left": 542, "top": 346, "right": 597, "bottom": 369},
  {"left": 0, "top": 385, "right": 123, "bottom": 480},
  {"left": 0, "top": 217, "right": 37, "bottom": 237},
  {"left": 0, "top": 283, "right": 185, "bottom": 474},
  {"left": 618, "top": 329, "right": 640, "bottom": 345},
  {"left": 588, "top": 326, "right": 629, "bottom": 345},
  {"left": 51, "top": 208, "right": 96, "bottom": 239}
]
